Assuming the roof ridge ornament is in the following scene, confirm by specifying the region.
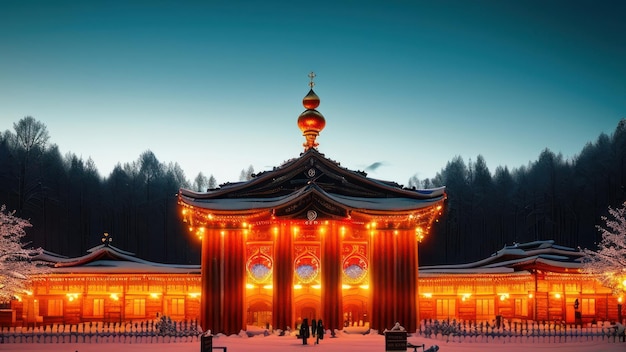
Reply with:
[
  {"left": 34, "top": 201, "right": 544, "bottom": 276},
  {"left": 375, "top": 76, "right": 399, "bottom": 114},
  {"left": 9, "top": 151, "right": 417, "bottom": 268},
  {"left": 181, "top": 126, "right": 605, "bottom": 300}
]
[
  {"left": 297, "top": 72, "right": 326, "bottom": 152},
  {"left": 101, "top": 232, "right": 112, "bottom": 247}
]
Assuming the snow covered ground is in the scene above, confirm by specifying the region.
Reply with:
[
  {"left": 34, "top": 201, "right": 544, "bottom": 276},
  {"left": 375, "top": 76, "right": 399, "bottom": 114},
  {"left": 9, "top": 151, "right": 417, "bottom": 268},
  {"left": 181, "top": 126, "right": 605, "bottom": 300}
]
[{"left": 1, "top": 332, "right": 623, "bottom": 352}]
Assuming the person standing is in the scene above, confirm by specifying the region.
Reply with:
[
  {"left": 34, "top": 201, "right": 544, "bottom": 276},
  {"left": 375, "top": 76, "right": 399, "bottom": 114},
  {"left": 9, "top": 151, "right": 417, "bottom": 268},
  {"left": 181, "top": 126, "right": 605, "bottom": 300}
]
[
  {"left": 300, "top": 318, "right": 310, "bottom": 345},
  {"left": 311, "top": 318, "right": 317, "bottom": 337},
  {"left": 316, "top": 319, "right": 324, "bottom": 344}
]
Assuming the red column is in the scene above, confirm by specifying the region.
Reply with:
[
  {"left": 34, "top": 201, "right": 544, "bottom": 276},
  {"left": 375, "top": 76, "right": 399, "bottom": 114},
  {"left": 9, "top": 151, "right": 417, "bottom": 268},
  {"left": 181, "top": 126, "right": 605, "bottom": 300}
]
[
  {"left": 396, "top": 230, "right": 418, "bottom": 332},
  {"left": 370, "top": 229, "right": 418, "bottom": 332},
  {"left": 322, "top": 223, "right": 342, "bottom": 333},
  {"left": 273, "top": 224, "right": 293, "bottom": 331},
  {"left": 223, "top": 230, "right": 245, "bottom": 335},
  {"left": 200, "top": 233, "right": 208, "bottom": 330},
  {"left": 371, "top": 229, "right": 395, "bottom": 331},
  {"left": 201, "top": 228, "right": 222, "bottom": 333}
]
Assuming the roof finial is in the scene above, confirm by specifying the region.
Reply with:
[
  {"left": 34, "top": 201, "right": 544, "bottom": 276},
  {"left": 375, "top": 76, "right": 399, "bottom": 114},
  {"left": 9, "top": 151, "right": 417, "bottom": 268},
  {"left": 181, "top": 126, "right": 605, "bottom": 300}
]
[
  {"left": 101, "top": 232, "right": 112, "bottom": 247},
  {"left": 298, "top": 73, "right": 326, "bottom": 151}
]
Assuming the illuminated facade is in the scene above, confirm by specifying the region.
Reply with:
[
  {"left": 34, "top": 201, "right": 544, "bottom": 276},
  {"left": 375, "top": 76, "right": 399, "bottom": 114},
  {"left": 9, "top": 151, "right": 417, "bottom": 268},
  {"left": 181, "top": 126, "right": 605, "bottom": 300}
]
[
  {"left": 8, "top": 239, "right": 201, "bottom": 327},
  {"left": 419, "top": 241, "right": 624, "bottom": 325},
  {"left": 8, "top": 77, "right": 622, "bottom": 331},
  {"left": 177, "top": 75, "right": 446, "bottom": 334},
  {"left": 8, "top": 240, "right": 623, "bottom": 329}
]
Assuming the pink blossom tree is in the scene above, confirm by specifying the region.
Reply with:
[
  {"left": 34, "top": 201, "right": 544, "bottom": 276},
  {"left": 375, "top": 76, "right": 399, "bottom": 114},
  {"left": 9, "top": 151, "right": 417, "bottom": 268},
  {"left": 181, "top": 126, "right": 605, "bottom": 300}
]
[
  {"left": 583, "top": 201, "right": 626, "bottom": 295},
  {"left": 0, "top": 204, "right": 47, "bottom": 302}
]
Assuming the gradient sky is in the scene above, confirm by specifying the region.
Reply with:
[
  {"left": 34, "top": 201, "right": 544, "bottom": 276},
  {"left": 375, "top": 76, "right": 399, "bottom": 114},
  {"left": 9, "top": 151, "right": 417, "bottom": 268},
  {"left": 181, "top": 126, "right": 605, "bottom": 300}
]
[{"left": 1, "top": 0, "right": 624, "bottom": 186}]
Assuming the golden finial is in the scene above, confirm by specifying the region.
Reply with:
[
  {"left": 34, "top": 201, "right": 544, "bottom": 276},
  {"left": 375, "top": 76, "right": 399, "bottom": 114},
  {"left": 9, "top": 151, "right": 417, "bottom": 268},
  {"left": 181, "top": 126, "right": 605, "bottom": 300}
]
[{"left": 298, "top": 72, "right": 325, "bottom": 151}]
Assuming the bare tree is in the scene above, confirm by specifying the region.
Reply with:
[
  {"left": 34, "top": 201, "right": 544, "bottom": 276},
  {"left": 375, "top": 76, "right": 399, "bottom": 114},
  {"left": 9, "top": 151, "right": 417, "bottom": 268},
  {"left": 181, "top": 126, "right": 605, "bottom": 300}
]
[
  {"left": 10, "top": 116, "right": 50, "bottom": 156},
  {"left": 6, "top": 117, "right": 50, "bottom": 215}
]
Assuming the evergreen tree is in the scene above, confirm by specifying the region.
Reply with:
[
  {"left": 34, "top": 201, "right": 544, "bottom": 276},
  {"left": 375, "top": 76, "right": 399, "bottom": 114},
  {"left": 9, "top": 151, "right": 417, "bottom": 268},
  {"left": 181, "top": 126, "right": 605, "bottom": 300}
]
[
  {"left": 239, "top": 165, "right": 254, "bottom": 181},
  {"left": 583, "top": 201, "right": 626, "bottom": 295},
  {"left": 208, "top": 175, "right": 217, "bottom": 189},
  {"left": 193, "top": 172, "right": 208, "bottom": 192}
]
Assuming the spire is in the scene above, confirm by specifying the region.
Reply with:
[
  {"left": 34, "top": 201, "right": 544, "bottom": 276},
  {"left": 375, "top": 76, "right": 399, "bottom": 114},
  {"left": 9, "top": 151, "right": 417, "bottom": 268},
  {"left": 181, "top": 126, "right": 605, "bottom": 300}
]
[{"left": 297, "top": 72, "right": 326, "bottom": 151}]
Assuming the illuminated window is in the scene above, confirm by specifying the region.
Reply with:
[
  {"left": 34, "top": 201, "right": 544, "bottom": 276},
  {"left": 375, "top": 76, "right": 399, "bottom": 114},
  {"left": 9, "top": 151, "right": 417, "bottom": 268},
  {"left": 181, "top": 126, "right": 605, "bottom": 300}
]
[
  {"left": 88, "top": 283, "right": 106, "bottom": 292},
  {"left": 514, "top": 298, "right": 528, "bottom": 316},
  {"left": 133, "top": 299, "right": 146, "bottom": 317},
  {"left": 436, "top": 299, "right": 456, "bottom": 319},
  {"left": 171, "top": 298, "right": 185, "bottom": 316},
  {"left": 128, "top": 282, "right": 147, "bottom": 292},
  {"left": 93, "top": 298, "right": 104, "bottom": 317},
  {"left": 581, "top": 298, "right": 595, "bottom": 315},
  {"left": 476, "top": 299, "right": 494, "bottom": 321},
  {"left": 167, "top": 283, "right": 185, "bottom": 292},
  {"left": 48, "top": 299, "right": 63, "bottom": 316}
]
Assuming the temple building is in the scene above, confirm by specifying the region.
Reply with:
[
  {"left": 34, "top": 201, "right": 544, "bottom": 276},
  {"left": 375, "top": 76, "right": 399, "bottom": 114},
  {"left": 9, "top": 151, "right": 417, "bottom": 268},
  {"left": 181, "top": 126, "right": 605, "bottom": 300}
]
[
  {"left": 419, "top": 240, "right": 623, "bottom": 325},
  {"left": 13, "top": 234, "right": 201, "bottom": 326},
  {"left": 177, "top": 74, "right": 446, "bottom": 334},
  {"left": 4, "top": 75, "right": 623, "bottom": 330},
  {"left": 10, "top": 239, "right": 623, "bottom": 328}
]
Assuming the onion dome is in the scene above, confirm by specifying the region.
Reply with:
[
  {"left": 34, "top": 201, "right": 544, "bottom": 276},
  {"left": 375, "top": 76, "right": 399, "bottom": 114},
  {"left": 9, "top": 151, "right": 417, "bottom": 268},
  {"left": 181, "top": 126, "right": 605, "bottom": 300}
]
[
  {"left": 297, "top": 72, "right": 326, "bottom": 151},
  {"left": 302, "top": 89, "right": 320, "bottom": 109}
]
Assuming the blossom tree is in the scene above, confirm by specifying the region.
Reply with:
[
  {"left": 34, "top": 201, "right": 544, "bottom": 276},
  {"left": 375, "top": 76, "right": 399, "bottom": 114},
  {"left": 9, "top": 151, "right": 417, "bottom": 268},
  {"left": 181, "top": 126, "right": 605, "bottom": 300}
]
[
  {"left": 583, "top": 201, "right": 626, "bottom": 295},
  {"left": 0, "top": 204, "right": 47, "bottom": 302}
]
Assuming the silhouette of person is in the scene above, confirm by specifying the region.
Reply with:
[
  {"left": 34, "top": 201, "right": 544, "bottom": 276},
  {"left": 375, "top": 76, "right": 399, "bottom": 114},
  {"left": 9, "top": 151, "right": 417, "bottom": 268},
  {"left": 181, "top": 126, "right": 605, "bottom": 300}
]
[
  {"left": 316, "top": 319, "right": 324, "bottom": 344},
  {"left": 300, "top": 318, "right": 310, "bottom": 345},
  {"left": 311, "top": 318, "right": 317, "bottom": 337}
]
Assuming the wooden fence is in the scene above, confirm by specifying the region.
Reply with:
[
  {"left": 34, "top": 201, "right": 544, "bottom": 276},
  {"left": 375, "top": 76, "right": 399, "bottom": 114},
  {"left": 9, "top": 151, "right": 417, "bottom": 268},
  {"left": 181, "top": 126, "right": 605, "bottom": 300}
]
[
  {"left": 2, "top": 318, "right": 625, "bottom": 345},
  {"left": 0, "top": 317, "right": 201, "bottom": 344},
  {"left": 417, "top": 319, "right": 626, "bottom": 344}
]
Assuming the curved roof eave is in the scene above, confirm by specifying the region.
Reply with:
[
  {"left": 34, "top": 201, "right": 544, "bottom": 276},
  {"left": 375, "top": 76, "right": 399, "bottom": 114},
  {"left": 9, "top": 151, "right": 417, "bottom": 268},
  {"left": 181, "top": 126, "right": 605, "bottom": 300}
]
[
  {"left": 52, "top": 246, "right": 195, "bottom": 270},
  {"left": 49, "top": 261, "right": 201, "bottom": 274},
  {"left": 420, "top": 241, "right": 583, "bottom": 271},
  {"left": 178, "top": 149, "right": 446, "bottom": 201},
  {"left": 419, "top": 267, "right": 520, "bottom": 275},
  {"left": 180, "top": 183, "right": 444, "bottom": 214}
]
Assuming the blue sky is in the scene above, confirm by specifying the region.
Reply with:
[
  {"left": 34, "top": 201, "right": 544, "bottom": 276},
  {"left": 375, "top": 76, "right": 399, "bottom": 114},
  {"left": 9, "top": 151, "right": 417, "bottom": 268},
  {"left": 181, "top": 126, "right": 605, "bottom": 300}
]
[{"left": 1, "top": 0, "right": 624, "bottom": 186}]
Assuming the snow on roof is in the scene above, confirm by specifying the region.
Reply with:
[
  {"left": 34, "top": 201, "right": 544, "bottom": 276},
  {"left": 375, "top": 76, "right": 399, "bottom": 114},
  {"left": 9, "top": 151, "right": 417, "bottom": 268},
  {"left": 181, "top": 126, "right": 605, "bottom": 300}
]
[
  {"left": 419, "top": 267, "right": 518, "bottom": 275},
  {"left": 51, "top": 260, "right": 200, "bottom": 274},
  {"left": 37, "top": 249, "right": 70, "bottom": 261},
  {"left": 179, "top": 148, "right": 445, "bottom": 215},
  {"left": 181, "top": 183, "right": 443, "bottom": 212},
  {"left": 420, "top": 240, "right": 584, "bottom": 273},
  {"left": 35, "top": 244, "right": 200, "bottom": 274},
  {"left": 87, "top": 244, "right": 136, "bottom": 256}
]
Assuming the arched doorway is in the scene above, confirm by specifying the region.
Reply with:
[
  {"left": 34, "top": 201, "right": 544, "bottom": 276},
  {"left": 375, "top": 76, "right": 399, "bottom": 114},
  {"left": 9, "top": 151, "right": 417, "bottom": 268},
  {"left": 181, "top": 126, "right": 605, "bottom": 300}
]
[
  {"left": 247, "top": 300, "right": 272, "bottom": 329},
  {"left": 294, "top": 297, "right": 319, "bottom": 329},
  {"left": 343, "top": 302, "right": 368, "bottom": 327}
]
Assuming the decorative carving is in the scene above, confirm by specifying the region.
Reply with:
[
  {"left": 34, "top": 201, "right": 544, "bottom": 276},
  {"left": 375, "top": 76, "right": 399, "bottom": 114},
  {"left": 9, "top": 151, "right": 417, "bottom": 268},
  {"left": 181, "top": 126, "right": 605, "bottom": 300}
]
[
  {"left": 246, "top": 245, "right": 273, "bottom": 284},
  {"left": 342, "top": 243, "right": 369, "bottom": 284},
  {"left": 294, "top": 245, "right": 320, "bottom": 284}
]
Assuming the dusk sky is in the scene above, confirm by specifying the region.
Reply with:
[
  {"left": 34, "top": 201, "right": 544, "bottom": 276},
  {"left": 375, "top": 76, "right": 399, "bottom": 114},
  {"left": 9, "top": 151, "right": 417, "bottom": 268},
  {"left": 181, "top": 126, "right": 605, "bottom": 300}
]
[{"left": 1, "top": 0, "right": 624, "bottom": 186}]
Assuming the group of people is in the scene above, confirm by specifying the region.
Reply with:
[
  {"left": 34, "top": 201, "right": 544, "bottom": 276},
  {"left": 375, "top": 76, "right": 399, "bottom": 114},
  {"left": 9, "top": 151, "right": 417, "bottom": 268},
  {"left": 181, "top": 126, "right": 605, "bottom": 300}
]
[{"left": 299, "top": 318, "right": 325, "bottom": 345}]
